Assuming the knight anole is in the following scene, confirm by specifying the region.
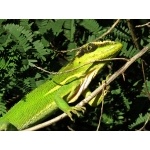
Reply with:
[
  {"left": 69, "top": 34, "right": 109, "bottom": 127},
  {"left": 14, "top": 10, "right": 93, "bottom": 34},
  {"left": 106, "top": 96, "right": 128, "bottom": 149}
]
[{"left": 0, "top": 41, "right": 123, "bottom": 130}]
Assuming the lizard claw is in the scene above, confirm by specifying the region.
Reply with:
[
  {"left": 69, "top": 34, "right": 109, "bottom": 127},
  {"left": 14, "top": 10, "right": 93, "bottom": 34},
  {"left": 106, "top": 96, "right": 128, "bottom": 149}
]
[{"left": 65, "top": 106, "right": 86, "bottom": 121}]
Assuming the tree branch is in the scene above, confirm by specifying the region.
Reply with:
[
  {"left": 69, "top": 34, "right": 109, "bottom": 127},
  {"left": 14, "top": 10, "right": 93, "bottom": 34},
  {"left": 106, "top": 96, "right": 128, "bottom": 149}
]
[
  {"left": 23, "top": 45, "right": 149, "bottom": 131},
  {"left": 127, "top": 19, "right": 140, "bottom": 50}
]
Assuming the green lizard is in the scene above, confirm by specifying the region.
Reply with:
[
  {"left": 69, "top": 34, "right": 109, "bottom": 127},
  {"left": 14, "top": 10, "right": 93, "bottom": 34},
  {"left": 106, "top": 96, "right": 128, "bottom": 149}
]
[{"left": 0, "top": 41, "right": 123, "bottom": 131}]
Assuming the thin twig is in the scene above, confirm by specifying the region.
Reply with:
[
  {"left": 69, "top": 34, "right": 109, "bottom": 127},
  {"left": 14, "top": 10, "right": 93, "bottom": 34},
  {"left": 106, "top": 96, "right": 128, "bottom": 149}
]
[
  {"left": 67, "top": 126, "right": 75, "bottom": 131},
  {"left": 96, "top": 98, "right": 104, "bottom": 131},
  {"left": 54, "top": 47, "right": 81, "bottom": 53},
  {"left": 55, "top": 20, "right": 120, "bottom": 54},
  {"left": 137, "top": 113, "right": 150, "bottom": 131},
  {"left": 23, "top": 46, "right": 149, "bottom": 131},
  {"left": 94, "top": 19, "right": 120, "bottom": 41},
  {"left": 136, "top": 22, "right": 150, "bottom": 28},
  {"left": 33, "top": 58, "right": 128, "bottom": 75}
]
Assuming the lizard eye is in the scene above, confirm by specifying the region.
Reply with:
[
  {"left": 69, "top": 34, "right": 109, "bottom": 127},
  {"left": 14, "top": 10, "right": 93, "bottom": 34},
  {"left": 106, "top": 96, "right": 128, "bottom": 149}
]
[
  {"left": 87, "top": 45, "right": 92, "bottom": 51},
  {"left": 76, "top": 43, "right": 97, "bottom": 57},
  {"left": 87, "top": 43, "right": 98, "bottom": 52}
]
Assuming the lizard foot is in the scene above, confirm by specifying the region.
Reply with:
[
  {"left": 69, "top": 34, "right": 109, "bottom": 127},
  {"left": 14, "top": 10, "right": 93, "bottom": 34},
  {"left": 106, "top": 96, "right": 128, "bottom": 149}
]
[{"left": 65, "top": 106, "right": 86, "bottom": 121}]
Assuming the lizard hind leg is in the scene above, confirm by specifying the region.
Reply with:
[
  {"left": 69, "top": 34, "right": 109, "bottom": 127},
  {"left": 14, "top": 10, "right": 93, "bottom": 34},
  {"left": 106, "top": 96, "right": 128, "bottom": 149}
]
[
  {"left": 82, "top": 85, "right": 109, "bottom": 107},
  {"left": 82, "top": 74, "right": 110, "bottom": 107}
]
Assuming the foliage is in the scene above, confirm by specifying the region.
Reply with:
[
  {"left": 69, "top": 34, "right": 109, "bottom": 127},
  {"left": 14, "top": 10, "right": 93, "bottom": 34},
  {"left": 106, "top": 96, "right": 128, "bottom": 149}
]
[{"left": 0, "top": 19, "right": 150, "bottom": 130}]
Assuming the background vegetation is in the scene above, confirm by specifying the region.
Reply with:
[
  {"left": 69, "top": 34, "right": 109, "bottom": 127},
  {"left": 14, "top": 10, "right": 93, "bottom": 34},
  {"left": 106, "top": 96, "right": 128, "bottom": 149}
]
[{"left": 0, "top": 19, "right": 150, "bottom": 130}]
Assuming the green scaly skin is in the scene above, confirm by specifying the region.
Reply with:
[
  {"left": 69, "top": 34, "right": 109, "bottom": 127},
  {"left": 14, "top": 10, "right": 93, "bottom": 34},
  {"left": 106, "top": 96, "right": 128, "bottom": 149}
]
[{"left": 0, "top": 41, "right": 123, "bottom": 130}]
